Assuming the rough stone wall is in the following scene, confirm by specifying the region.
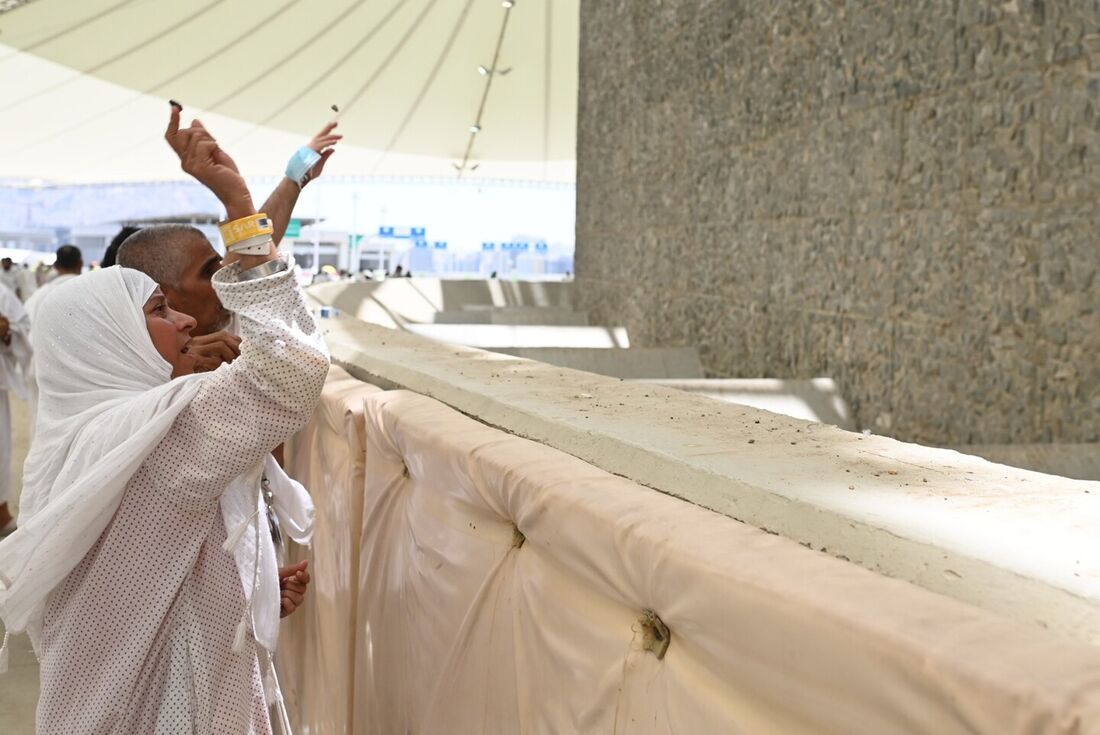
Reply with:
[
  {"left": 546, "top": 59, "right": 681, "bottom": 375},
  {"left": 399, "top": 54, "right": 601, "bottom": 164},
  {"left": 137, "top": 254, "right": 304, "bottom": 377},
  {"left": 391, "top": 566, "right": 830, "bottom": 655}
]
[{"left": 575, "top": 0, "right": 1100, "bottom": 445}]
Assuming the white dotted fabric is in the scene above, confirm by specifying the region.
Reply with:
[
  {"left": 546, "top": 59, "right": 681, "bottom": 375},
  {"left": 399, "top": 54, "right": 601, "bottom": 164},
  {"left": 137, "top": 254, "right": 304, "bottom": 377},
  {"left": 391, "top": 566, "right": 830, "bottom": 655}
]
[{"left": 35, "top": 265, "right": 328, "bottom": 734}]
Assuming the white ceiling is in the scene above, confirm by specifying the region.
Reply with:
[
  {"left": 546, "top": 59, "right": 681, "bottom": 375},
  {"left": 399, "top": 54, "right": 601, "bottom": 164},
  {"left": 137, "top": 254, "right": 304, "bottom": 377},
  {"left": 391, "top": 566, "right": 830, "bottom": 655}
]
[{"left": 0, "top": 0, "right": 577, "bottom": 183}]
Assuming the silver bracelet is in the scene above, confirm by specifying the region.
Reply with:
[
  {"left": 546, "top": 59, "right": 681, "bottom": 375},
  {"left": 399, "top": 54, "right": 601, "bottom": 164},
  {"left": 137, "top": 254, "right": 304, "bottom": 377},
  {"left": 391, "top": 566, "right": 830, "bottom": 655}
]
[{"left": 238, "top": 258, "right": 289, "bottom": 282}]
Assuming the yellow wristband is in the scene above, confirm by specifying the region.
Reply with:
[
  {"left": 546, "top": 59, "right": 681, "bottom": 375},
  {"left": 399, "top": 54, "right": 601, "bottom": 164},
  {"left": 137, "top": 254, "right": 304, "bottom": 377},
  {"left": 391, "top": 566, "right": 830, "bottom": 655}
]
[{"left": 219, "top": 213, "right": 273, "bottom": 247}]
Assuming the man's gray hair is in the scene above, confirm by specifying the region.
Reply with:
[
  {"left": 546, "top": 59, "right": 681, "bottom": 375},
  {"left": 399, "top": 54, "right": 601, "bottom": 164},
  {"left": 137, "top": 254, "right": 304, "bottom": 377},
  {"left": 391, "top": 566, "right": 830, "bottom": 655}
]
[{"left": 116, "top": 224, "right": 204, "bottom": 288}]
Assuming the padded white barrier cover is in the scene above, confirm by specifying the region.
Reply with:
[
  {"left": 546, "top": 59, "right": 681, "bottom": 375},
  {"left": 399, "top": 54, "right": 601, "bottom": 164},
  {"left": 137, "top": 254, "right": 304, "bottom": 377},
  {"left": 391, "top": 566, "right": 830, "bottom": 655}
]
[
  {"left": 280, "top": 366, "right": 381, "bottom": 734},
  {"left": 345, "top": 389, "right": 1100, "bottom": 734}
]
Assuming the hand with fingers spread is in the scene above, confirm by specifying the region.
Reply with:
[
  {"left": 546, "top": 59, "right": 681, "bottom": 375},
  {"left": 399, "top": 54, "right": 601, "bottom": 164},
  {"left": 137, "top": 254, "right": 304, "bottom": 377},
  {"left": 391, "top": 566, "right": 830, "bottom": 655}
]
[
  {"left": 164, "top": 105, "right": 255, "bottom": 220},
  {"left": 186, "top": 330, "right": 242, "bottom": 372},
  {"left": 279, "top": 560, "right": 311, "bottom": 618},
  {"left": 260, "top": 122, "right": 343, "bottom": 243},
  {"left": 300, "top": 122, "right": 341, "bottom": 187}
]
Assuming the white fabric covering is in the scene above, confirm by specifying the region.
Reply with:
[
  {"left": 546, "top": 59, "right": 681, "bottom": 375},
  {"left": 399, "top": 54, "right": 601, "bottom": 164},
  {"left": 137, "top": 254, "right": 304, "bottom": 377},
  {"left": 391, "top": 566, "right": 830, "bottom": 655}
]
[
  {"left": 281, "top": 366, "right": 382, "bottom": 732},
  {"left": 283, "top": 383, "right": 1100, "bottom": 733}
]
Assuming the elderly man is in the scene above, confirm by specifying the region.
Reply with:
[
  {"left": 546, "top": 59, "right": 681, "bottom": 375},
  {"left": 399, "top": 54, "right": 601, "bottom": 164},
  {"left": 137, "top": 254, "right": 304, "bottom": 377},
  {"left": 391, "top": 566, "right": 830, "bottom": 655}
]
[
  {"left": 119, "top": 120, "right": 341, "bottom": 616},
  {"left": 120, "top": 122, "right": 340, "bottom": 371}
]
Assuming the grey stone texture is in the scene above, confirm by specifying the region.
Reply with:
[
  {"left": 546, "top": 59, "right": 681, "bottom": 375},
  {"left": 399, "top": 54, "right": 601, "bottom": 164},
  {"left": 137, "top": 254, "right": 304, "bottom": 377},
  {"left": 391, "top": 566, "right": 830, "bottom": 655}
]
[{"left": 575, "top": 0, "right": 1100, "bottom": 445}]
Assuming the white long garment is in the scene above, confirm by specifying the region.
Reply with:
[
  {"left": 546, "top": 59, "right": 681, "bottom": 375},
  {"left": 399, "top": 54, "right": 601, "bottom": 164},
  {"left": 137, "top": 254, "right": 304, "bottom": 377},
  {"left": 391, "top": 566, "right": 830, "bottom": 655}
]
[
  {"left": 0, "top": 393, "right": 9, "bottom": 507},
  {"left": 23, "top": 273, "right": 75, "bottom": 415},
  {"left": 2, "top": 264, "right": 327, "bottom": 734},
  {"left": 23, "top": 272, "right": 77, "bottom": 324},
  {"left": 0, "top": 269, "right": 20, "bottom": 300},
  {"left": 18, "top": 268, "right": 37, "bottom": 302},
  {"left": 0, "top": 284, "right": 31, "bottom": 506}
]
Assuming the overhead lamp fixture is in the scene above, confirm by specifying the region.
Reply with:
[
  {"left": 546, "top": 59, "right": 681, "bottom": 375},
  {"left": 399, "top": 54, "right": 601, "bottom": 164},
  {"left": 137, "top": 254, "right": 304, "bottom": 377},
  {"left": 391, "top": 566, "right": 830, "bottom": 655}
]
[
  {"left": 477, "top": 65, "right": 489, "bottom": 75},
  {"left": 469, "top": 124, "right": 482, "bottom": 133},
  {"left": 502, "top": 0, "right": 514, "bottom": 7}
]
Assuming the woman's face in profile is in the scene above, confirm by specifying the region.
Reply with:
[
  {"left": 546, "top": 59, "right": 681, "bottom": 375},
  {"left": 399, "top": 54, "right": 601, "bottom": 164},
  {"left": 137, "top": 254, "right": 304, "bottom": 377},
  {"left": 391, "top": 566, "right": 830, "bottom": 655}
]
[{"left": 143, "top": 288, "right": 198, "bottom": 378}]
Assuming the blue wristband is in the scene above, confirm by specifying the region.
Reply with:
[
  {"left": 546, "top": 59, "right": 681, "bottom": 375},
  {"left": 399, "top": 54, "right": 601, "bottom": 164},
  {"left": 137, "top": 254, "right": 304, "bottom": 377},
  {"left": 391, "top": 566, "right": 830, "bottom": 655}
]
[{"left": 285, "top": 146, "right": 321, "bottom": 186}]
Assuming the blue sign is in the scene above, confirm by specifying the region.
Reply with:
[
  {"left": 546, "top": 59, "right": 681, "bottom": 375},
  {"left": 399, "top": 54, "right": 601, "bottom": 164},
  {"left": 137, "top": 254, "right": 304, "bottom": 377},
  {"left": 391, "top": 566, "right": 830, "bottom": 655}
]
[
  {"left": 413, "top": 240, "right": 429, "bottom": 249},
  {"left": 482, "top": 242, "right": 495, "bottom": 251},
  {"left": 378, "top": 226, "right": 427, "bottom": 239},
  {"left": 433, "top": 241, "right": 447, "bottom": 250},
  {"left": 535, "top": 242, "right": 548, "bottom": 252}
]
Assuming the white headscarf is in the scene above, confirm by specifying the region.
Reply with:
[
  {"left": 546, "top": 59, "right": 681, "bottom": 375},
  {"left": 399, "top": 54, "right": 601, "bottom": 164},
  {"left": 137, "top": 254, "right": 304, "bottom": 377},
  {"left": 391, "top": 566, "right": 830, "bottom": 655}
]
[{"left": 0, "top": 267, "right": 311, "bottom": 660}]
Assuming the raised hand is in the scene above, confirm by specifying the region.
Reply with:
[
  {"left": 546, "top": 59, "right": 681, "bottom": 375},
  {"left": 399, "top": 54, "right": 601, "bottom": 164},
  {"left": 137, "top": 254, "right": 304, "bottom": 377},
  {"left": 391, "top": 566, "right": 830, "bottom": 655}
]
[
  {"left": 164, "top": 105, "right": 254, "bottom": 219},
  {"left": 301, "top": 122, "right": 341, "bottom": 187}
]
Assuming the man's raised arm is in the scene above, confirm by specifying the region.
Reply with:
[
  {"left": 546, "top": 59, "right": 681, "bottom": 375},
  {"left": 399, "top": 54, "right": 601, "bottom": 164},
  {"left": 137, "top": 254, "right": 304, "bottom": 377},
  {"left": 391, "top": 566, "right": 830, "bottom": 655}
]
[{"left": 260, "top": 122, "right": 342, "bottom": 245}]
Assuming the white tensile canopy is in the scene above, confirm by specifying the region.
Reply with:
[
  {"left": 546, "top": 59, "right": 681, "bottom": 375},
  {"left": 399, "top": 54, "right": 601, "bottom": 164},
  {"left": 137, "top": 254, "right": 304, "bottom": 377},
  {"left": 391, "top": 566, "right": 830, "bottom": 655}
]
[{"left": 0, "top": 0, "right": 577, "bottom": 183}]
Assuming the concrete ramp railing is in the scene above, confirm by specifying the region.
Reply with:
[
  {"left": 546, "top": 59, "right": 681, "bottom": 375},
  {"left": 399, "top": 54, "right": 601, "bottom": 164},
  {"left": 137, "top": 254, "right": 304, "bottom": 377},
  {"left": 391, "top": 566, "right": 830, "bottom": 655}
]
[
  {"left": 639, "top": 378, "right": 857, "bottom": 430},
  {"left": 309, "top": 278, "right": 574, "bottom": 328},
  {"left": 282, "top": 366, "right": 1100, "bottom": 733}
]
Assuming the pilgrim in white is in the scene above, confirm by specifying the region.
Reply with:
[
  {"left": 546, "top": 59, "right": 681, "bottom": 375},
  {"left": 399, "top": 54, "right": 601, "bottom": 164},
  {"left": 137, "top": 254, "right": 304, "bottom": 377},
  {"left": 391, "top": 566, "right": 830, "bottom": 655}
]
[
  {"left": 0, "top": 111, "right": 329, "bottom": 733},
  {"left": 0, "top": 283, "right": 31, "bottom": 536}
]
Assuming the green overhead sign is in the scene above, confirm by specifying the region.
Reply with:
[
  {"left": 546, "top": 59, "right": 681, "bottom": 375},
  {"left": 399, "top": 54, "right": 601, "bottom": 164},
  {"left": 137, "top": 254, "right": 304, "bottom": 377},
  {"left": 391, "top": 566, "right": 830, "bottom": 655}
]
[{"left": 285, "top": 219, "right": 302, "bottom": 238}]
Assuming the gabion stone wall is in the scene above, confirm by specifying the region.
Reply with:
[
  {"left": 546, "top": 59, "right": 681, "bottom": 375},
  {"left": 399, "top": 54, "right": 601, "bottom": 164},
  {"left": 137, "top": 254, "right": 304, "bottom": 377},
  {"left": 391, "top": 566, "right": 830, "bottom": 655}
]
[{"left": 575, "top": 1, "right": 1100, "bottom": 445}]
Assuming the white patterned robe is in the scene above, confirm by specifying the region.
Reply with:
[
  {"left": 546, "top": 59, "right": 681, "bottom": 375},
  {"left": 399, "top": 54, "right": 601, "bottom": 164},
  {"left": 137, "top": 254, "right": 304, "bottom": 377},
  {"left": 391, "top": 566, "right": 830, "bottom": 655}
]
[{"left": 35, "top": 265, "right": 327, "bottom": 734}]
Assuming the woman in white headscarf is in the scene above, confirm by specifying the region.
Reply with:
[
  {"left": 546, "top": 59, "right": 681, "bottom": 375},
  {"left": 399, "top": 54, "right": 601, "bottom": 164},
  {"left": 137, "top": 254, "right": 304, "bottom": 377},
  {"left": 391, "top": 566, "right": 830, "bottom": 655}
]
[{"left": 0, "top": 114, "right": 329, "bottom": 734}]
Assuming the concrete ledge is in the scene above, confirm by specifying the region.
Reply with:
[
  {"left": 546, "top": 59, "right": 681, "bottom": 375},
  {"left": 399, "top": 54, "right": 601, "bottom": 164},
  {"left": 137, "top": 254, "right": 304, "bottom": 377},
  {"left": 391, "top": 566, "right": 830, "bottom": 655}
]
[
  {"left": 433, "top": 306, "right": 590, "bottom": 326},
  {"left": 404, "top": 323, "right": 630, "bottom": 349},
  {"left": 493, "top": 347, "right": 704, "bottom": 378},
  {"left": 639, "top": 378, "right": 857, "bottom": 430},
  {"left": 317, "top": 312, "right": 1100, "bottom": 644}
]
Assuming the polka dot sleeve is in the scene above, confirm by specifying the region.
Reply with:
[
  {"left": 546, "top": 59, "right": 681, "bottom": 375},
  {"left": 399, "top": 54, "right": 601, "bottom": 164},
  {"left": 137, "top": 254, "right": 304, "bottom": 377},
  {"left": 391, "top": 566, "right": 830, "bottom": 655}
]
[{"left": 152, "top": 262, "right": 330, "bottom": 507}]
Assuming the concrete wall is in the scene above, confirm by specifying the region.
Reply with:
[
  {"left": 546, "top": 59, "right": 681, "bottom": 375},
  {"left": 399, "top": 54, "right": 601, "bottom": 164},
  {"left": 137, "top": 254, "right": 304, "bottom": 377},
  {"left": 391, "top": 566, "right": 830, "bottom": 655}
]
[{"left": 575, "top": 1, "right": 1100, "bottom": 445}]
